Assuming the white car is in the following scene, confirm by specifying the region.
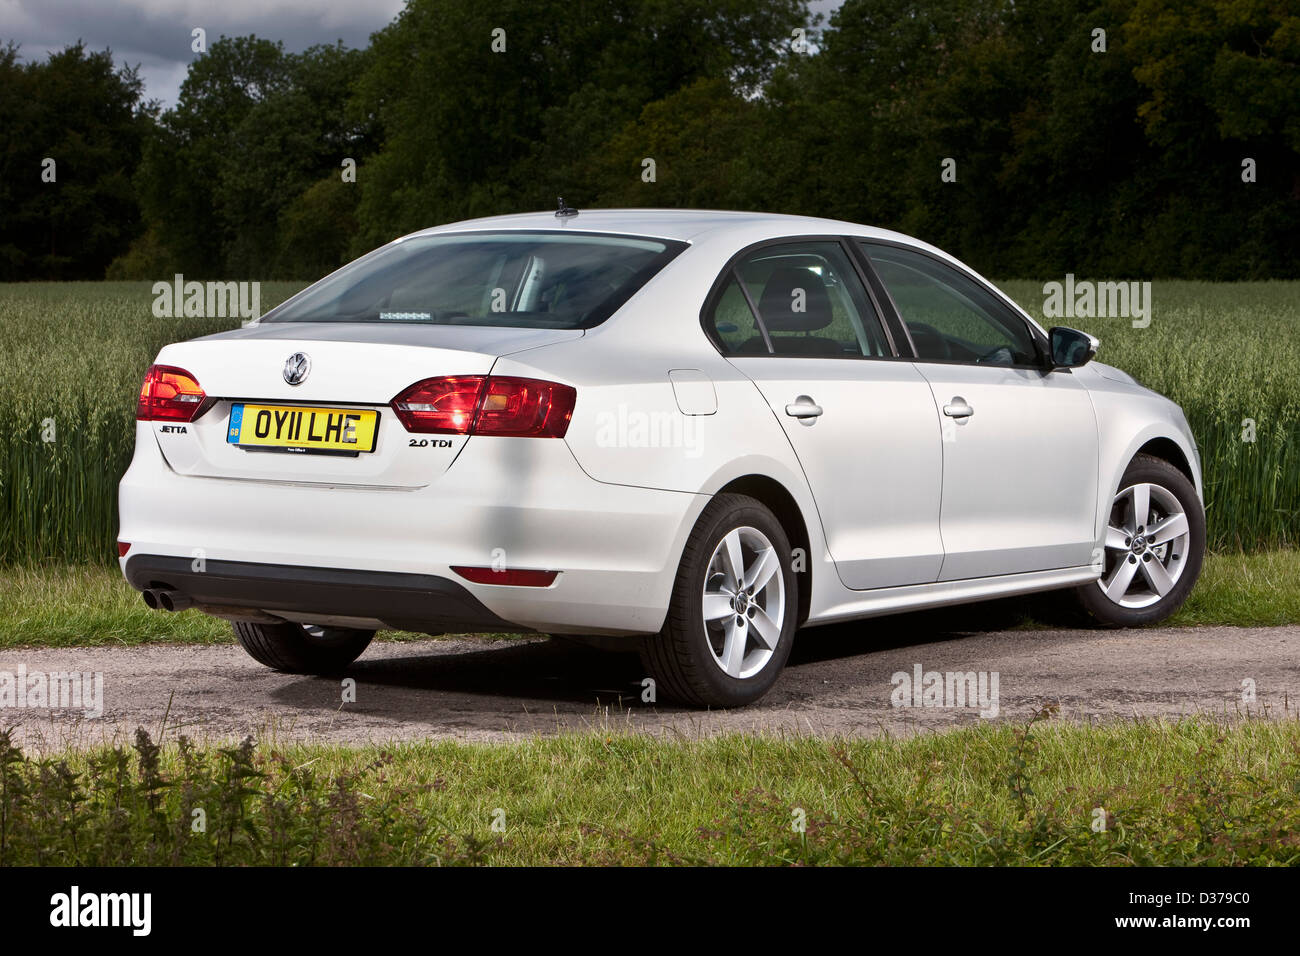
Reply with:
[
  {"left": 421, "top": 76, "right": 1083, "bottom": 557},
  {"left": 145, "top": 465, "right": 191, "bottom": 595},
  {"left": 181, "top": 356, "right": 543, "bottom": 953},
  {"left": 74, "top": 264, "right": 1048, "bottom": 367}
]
[{"left": 120, "top": 208, "right": 1205, "bottom": 707}]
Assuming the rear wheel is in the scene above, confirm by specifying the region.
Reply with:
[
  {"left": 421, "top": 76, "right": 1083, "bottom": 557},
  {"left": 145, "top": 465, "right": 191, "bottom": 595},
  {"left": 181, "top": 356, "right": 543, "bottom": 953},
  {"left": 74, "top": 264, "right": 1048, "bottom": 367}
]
[
  {"left": 233, "top": 620, "right": 374, "bottom": 673},
  {"left": 641, "top": 494, "right": 797, "bottom": 708},
  {"left": 1076, "top": 453, "right": 1204, "bottom": 626}
]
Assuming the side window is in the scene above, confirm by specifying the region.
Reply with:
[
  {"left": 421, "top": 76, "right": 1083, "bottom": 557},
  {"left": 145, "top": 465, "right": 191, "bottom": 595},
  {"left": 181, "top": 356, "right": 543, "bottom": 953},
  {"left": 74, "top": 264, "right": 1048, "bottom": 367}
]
[
  {"left": 708, "top": 276, "right": 756, "bottom": 354},
  {"left": 863, "top": 243, "right": 1039, "bottom": 366},
  {"left": 705, "top": 241, "right": 889, "bottom": 357}
]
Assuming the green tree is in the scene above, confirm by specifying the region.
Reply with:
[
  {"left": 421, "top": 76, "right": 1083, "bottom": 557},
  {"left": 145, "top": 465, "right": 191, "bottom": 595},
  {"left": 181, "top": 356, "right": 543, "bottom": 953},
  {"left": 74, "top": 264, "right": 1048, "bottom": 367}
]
[
  {"left": 0, "top": 42, "right": 154, "bottom": 279},
  {"left": 130, "top": 37, "right": 371, "bottom": 278},
  {"left": 350, "top": 0, "right": 810, "bottom": 250},
  {"left": 274, "top": 175, "right": 360, "bottom": 278}
]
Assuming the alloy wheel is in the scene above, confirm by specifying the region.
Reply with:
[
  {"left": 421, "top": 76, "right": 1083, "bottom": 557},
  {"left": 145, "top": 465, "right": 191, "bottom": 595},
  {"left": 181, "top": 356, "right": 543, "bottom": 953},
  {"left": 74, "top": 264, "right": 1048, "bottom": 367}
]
[
  {"left": 1096, "top": 482, "right": 1192, "bottom": 609},
  {"left": 701, "top": 526, "right": 786, "bottom": 679}
]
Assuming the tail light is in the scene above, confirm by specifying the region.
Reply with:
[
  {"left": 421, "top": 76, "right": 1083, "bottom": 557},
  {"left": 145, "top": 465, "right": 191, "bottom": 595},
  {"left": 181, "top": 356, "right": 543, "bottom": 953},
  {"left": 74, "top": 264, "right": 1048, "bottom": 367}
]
[
  {"left": 391, "top": 375, "right": 575, "bottom": 438},
  {"left": 137, "top": 365, "right": 207, "bottom": 422}
]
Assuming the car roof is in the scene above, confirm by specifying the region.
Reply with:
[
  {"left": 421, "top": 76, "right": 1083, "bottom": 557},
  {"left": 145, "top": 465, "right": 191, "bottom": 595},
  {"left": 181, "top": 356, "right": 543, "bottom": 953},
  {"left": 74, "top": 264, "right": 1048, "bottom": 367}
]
[
  {"left": 408, "top": 208, "right": 921, "bottom": 246},
  {"left": 401, "top": 208, "right": 1042, "bottom": 333}
]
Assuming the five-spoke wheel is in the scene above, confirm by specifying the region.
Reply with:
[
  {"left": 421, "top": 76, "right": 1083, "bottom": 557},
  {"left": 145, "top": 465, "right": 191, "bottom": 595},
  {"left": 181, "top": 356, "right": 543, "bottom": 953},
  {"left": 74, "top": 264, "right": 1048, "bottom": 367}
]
[
  {"left": 702, "top": 526, "right": 786, "bottom": 680},
  {"left": 1078, "top": 454, "right": 1205, "bottom": 626},
  {"left": 641, "top": 494, "right": 798, "bottom": 707},
  {"left": 1098, "top": 481, "right": 1192, "bottom": 609}
]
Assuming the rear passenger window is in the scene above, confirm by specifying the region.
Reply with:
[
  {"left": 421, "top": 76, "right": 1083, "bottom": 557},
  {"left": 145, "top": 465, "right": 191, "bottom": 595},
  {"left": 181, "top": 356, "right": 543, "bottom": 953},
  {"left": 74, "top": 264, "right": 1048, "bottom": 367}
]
[{"left": 705, "top": 241, "right": 889, "bottom": 358}]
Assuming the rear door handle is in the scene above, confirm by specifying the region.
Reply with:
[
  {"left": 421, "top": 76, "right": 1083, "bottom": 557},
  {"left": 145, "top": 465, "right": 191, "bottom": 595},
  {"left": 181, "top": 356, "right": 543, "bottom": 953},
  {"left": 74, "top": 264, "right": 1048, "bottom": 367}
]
[
  {"left": 785, "top": 396, "right": 823, "bottom": 425},
  {"left": 943, "top": 396, "right": 974, "bottom": 419}
]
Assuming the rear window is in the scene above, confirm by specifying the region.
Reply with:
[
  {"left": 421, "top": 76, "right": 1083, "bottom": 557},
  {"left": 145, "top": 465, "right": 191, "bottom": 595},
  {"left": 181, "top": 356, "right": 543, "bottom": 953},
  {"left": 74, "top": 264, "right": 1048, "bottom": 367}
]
[{"left": 263, "top": 231, "right": 687, "bottom": 329}]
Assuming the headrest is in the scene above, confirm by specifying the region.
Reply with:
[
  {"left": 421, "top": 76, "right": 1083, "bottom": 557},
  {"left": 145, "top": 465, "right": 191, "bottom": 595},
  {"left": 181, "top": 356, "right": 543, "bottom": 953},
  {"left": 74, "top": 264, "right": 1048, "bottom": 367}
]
[{"left": 757, "top": 267, "right": 833, "bottom": 332}]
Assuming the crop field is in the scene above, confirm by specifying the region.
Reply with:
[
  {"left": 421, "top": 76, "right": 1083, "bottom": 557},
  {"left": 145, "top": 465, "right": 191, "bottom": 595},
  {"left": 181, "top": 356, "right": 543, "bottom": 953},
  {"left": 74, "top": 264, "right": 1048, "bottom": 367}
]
[{"left": 0, "top": 280, "right": 1297, "bottom": 564}]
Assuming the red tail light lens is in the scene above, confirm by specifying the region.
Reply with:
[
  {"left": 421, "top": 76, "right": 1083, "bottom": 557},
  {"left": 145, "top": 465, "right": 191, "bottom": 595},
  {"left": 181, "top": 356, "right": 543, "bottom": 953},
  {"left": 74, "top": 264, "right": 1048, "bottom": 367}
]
[
  {"left": 137, "top": 365, "right": 207, "bottom": 422},
  {"left": 476, "top": 377, "right": 577, "bottom": 438},
  {"left": 391, "top": 376, "right": 575, "bottom": 438},
  {"left": 390, "top": 376, "right": 487, "bottom": 434}
]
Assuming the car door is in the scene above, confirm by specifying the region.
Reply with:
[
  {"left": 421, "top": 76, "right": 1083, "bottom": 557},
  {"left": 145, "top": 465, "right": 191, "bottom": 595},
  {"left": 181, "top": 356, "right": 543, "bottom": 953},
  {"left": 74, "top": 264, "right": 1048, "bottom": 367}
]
[
  {"left": 705, "top": 238, "right": 944, "bottom": 590},
  {"left": 860, "top": 241, "right": 1099, "bottom": 581}
]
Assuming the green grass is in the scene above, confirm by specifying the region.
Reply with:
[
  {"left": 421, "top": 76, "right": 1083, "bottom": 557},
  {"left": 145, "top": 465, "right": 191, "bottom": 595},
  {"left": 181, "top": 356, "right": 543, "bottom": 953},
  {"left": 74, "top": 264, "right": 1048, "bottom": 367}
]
[
  {"left": 2, "top": 552, "right": 1297, "bottom": 648},
  {"left": 1174, "top": 549, "right": 1300, "bottom": 627},
  {"left": 0, "top": 280, "right": 1298, "bottom": 562},
  {"left": 3, "top": 715, "right": 1298, "bottom": 865}
]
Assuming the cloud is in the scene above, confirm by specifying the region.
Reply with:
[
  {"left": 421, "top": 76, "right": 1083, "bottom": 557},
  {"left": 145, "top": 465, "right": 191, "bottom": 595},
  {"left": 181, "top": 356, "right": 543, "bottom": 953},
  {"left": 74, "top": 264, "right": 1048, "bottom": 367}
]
[{"left": 0, "top": 0, "right": 406, "bottom": 106}]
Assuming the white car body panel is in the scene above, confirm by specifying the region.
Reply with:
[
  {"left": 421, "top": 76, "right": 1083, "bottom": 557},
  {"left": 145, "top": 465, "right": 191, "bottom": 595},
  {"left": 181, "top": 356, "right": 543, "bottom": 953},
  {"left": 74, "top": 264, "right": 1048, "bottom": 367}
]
[
  {"left": 734, "top": 356, "right": 944, "bottom": 589},
  {"left": 913, "top": 360, "right": 1099, "bottom": 580}
]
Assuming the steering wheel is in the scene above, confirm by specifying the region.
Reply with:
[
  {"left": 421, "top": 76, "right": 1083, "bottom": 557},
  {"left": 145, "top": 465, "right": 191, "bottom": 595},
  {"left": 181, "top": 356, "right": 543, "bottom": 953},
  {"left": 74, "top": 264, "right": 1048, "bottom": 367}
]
[
  {"left": 975, "top": 345, "right": 1014, "bottom": 365},
  {"left": 906, "top": 323, "right": 951, "bottom": 361}
]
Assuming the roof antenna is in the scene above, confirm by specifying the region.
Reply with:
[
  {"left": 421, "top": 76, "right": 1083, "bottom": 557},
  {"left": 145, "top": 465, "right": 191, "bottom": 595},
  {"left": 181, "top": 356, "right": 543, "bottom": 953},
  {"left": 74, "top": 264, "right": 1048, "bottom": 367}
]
[{"left": 555, "top": 197, "right": 578, "bottom": 219}]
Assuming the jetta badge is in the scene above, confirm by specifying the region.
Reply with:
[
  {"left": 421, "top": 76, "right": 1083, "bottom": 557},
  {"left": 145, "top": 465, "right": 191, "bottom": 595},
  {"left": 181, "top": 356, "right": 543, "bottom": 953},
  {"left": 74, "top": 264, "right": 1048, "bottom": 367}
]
[{"left": 282, "top": 352, "right": 311, "bottom": 386}]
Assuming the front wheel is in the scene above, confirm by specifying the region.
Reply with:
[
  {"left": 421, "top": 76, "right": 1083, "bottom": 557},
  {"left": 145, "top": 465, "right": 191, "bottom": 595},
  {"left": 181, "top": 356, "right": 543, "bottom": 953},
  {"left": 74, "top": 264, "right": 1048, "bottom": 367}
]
[
  {"left": 640, "top": 494, "right": 798, "bottom": 707},
  {"left": 233, "top": 620, "right": 374, "bottom": 673},
  {"left": 1076, "top": 453, "right": 1205, "bottom": 626}
]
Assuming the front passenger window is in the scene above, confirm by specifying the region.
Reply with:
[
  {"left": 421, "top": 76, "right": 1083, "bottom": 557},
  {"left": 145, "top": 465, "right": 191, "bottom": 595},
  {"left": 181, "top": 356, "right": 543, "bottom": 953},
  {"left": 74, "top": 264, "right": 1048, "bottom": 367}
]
[{"left": 863, "top": 243, "right": 1038, "bottom": 366}]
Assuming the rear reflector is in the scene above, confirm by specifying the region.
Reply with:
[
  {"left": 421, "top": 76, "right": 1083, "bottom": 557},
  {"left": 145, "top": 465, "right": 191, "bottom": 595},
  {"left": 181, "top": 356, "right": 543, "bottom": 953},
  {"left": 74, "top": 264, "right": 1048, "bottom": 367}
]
[
  {"left": 137, "top": 365, "right": 207, "bottom": 422},
  {"left": 116, "top": 541, "right": 130, "bottom": 557},
  {"left": 391, "top": 375, "right": 575, "bottom": 438},
  {"left": 451, "top": 566, "right": 559, "bottom": 587}
]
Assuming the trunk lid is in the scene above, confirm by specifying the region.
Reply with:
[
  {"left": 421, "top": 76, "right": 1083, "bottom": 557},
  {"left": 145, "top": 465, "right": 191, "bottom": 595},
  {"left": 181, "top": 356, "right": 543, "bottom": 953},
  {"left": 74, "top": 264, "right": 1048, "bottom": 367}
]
[{"left": 148, "top": 322, "right": 581, "bottom": 488}]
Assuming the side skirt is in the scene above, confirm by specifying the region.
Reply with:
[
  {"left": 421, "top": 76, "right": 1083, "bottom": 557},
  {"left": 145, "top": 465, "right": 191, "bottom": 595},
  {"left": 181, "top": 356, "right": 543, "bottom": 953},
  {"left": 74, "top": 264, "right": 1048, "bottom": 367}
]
[{"left": 805, "top": 565, "right": 1099, "bottom": 627}]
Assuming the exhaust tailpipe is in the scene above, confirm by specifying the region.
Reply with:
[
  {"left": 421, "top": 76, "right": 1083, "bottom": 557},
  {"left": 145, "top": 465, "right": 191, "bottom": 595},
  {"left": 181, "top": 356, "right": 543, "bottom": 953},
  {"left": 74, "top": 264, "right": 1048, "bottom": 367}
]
[
  {"left": 157, "top": 590, "right": 193, "bottom": 612},
  {"left": 142, "top": 588, "right": 193, "bottom": 612}
]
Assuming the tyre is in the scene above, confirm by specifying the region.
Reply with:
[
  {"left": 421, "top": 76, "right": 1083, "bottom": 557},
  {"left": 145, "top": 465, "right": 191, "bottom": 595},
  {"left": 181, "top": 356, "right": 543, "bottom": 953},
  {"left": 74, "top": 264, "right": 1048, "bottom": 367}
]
[
  {"left": 233, "top": 620, "right": 374, "bottom": 673},
  {"left": 640, "top": 493, "right": 798, "bottom": 707},
  {"left": 1076, "top": 453, "right": 1205, "bottom": 626}
]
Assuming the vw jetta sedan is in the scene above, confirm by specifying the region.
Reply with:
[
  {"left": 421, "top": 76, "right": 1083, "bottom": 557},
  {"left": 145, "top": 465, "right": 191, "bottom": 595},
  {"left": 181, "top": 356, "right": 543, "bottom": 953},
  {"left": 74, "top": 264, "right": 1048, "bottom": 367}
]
[{"left": 120, "top": 209, "right": 1204, "bottom": 707}]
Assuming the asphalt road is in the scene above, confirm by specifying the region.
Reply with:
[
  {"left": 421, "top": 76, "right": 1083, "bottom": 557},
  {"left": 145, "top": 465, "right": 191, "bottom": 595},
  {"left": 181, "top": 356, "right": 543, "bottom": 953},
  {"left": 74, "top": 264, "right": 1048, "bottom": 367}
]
[{"left": 4, "top": 605, "right": 1296, "bottom": 750}]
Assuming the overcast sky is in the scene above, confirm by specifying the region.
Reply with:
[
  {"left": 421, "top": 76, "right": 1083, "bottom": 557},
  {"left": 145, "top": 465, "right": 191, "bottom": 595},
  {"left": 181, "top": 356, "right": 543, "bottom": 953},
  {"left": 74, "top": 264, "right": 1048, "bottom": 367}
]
[{"left": 1, "top": 0, "right": 842, "bottom": 109}]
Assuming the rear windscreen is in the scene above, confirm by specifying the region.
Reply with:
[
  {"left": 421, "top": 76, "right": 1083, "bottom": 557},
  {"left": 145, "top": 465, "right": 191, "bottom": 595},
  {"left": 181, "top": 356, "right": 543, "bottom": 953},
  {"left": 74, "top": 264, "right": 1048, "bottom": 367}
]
[{"left": 263, "top": 231, "right": 687, "bottom": 329}]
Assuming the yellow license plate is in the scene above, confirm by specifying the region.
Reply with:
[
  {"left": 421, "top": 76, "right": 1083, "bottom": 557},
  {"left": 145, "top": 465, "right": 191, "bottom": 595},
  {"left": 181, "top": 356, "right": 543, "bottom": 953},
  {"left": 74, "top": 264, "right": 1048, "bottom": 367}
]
[{"left": 227, "top": 403, "right": 379, "bottom": 454}]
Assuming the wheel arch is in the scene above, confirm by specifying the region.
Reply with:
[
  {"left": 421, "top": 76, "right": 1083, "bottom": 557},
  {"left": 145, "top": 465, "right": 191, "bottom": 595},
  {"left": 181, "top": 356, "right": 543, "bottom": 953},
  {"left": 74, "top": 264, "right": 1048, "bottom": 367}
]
[
  {"left": 1135, "top": 436, "right": 1195, "bottom": 487},
  {"left": 1098, "top": 421, "right": 1201, "bottom": 526},
  {"left": 713, "top": 474, "right": 813, "bottom": 626}
]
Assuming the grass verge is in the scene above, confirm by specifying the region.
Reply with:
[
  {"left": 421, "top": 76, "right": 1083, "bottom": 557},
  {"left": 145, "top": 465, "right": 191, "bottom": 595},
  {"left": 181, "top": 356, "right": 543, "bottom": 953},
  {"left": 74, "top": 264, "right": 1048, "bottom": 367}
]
[
  {"left": 2, "top": 551, "right": 1298, "bottom": 649},
  {"left": 2, "top": 715, "right": 1298, "bottom": 865}
]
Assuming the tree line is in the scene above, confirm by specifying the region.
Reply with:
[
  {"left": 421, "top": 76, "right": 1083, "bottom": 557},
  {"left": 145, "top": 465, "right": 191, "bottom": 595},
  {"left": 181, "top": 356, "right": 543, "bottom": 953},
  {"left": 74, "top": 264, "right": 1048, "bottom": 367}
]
[{"left": 2, "top": 0, "right": 1297, "bottom": 283}]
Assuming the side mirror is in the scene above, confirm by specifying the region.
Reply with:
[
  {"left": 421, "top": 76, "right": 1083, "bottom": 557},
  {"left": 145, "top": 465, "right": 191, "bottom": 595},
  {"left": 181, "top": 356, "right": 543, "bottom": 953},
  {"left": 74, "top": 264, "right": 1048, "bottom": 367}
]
[{"left": 1047, "top": 326, "right": 1098, "bottom": 370}]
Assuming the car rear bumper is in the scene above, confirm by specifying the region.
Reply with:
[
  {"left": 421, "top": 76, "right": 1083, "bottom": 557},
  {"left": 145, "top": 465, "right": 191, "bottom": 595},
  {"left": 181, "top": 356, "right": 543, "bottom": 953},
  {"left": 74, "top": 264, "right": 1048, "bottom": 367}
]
[
  {"left": 118, "top": 425, "right": 707, "bottom": 636},
  {"left": 124, "top": 555, "right": 520, "bottom": 633}
]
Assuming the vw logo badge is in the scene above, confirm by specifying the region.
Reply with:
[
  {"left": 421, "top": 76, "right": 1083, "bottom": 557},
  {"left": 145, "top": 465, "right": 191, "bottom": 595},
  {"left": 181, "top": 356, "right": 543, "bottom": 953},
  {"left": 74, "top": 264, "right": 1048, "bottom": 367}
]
[{"left": 283, "top": 352, "right": 311, "bottom": 386}]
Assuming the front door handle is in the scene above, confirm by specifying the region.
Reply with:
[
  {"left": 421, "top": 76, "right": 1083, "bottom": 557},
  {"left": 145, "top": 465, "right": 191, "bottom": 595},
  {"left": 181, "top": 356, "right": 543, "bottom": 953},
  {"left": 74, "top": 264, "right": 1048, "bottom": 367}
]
[
  {"left": 785, "top": 396, "right": 823, "bottom": 425},
  {"left": 943, "top": 396, "right": 974, "bottom": 419}
]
